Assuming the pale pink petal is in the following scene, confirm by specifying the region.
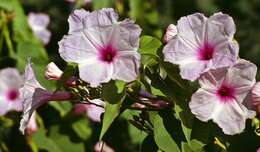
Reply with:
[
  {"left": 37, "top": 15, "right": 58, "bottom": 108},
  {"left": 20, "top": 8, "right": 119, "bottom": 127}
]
[
  {"left": 60, "top": 8, "right": 141, "bottom": 86},
  {"left": 213, "top": 101, "right": 255, "bottom": 135},
  {"left": 189, "top": 89, "right": 221, "bottom": 121},
  {"left": 198, "top": 67, "right": 227, "bottom": 90},
  {"left": 27, "top": 13, "right": 51, "bottom": 45},
  {"left": 78, "top": 61, "right": 113, "bottom": 87},
  {"left": 224, "top": 59, "right": 257, "bottom": 103},
  {"left": 190, "top": 60, "right": 257, "bottom": 135},
  {"left": 177, "top": 13, "right": 207, "bottom": 45},
  {"left": 163, "top": 34, "right": 198, "bottom": 65},
  {"left": 44, "top": 62, "right": 63, "bottom": 80},
  {"left": 58, "top": 32, "right": 99, "bottom": 63},
  {"left": 179, "top": 61, "right": 207, "bottom": 81},
  {"left": 118, "top": 19, "right": 142, "bottom": 49},
  {"left": 86, "top": 104, "right": 104, "bottom": 122},
  {"left": 19, "top": 61, "right": 49, "bottom": 134},
  {"left": 112, "top": 53, "right": 140, "bottom": 82},
  {"left": 25, "top": 111, "right": 38, "bottom": 135},
  {"left": 163, "top": 24, "right": 177, "bottom": 43},
  {"left": 68, "top": 9, "right": 90, "bottom": 33},
  {"left": 82, "top": 8, "right": 118, "bottom": 29},
  {"left": 28, "top": 13, "right": 50, "bottom": 28},
  {"left": 163, "top": 12, "right": 238, "bottom": 81},
  {"left": 0, "top": 68, "right": 23, "bottom": 91},
  {"left": 94, "top": 141, "right": 114, "bottom": 152},
  {"left": 209, "top": 12, "right": 236, "bottom": 37},
  {"left": 33, "top": 28, "right": 51, "bottom": 45},
  {"left": 252, "top": 82, "right": 260, "bottom": 106}
]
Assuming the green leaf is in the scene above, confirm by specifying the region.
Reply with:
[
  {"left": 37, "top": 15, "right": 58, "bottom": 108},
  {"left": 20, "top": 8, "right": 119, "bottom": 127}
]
[
  {"left": 92, "top": 0, "right": 113, "bottom": 9},
  {"left": 48, "top": 102, "right": 72, "bottom": 117},
  {"left": 153, "top": 114, "right": 181, "bottom": 152},
  {"left": 141, "top": 135, "right": 159, "bottom": 152},
  {"left": 102, "top": 80, "right": 126, "bottom": 104},
  {"left": 161, "top": 62, "right": 186, "bottom": 89},
  {"left": 32, "top": 128, "right": 62, "bottom": 152},
  {"left": 128, "top": 0, "right": 142, "bottom": 20},
  {"left": 182, "top": 142, "right": 193, "bottom": 152},
  {"left": 72, "top": 118, "right": 92, "bottom": 140},
  {"left": 121, "top": 110, "right": 148, "bottom": 144},
  {"left": 139, "top": 35, "right": 162, "bottom": 67},
  {"left": 49, "top": 125, "right": 85, "bottom": 152},
  {"left": 99, "top": 103, "right": 121, "bottom": 140}
]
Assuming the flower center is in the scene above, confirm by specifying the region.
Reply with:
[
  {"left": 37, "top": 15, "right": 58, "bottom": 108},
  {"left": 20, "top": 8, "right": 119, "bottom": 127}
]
[
  {"left": 216, "top": 84, "right": 235, "bottom": 102},
  {"left": 197, "top": 42, "right": 215, "bottom": 61},
  {"left": 99, "top": 45, "right": 117, "bottom": 63},
  {"left": 6, "top": 89, "right": 18, "bottom": 101}
]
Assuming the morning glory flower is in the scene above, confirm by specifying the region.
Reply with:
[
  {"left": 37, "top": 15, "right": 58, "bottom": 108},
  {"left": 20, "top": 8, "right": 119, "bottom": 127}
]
[
  {"left": 25, "top": 111, "right": 38, "bottom": 135},
  {"left": 189, "top": 59, "right": 257, "bottom": 135},
  {"left": 0, "top": 68, "right": 23, "bottom": 115},
  {"left": 73, "top": 99, "right": 105, "bottom": 122},
  {"left": 19, "top": 61, "right": 71, "bottom": 134},
  {"left": 28, "top": 12, "right": 51, "bottom": 45},
  {"left": 163, "top": 12, "right": 238, "bottom": 81},
  {"left": 163, "top": 24, "right": 177, "bottom": 44},
  {"left": 44, "top": 62, "right": 63, "bottom": 80},
  {"left": 59, "top": 8, "right": 141, "bottom": 87},
  {"left": 251, "top": 82, "right": 260, "bottom": 107}
]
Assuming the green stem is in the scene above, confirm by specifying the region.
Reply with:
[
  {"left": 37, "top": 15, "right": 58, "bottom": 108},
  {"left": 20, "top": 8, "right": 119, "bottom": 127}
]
[{"left": 3, "top": 24, "right": 16, "bottom": 58}]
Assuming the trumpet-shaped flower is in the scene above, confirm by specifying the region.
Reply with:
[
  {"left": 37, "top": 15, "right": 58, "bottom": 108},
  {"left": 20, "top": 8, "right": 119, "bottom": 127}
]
[
  {"left": 189, "top": 59, "right": 257, "bottom": 135},
  {"left": 163, "top": 24, "right": 177, "bottom": 43},
  {"left": 25, "top": 111, "right": 38, "bottom": 135},
  {"left": 19, "top": 61, "right": 71, "bottom": 134},
  {"left": 0, "top": 68, "right": 23, "bottom": 115},
  {"left": 59, "top": 8, "right": 141, "bottom": 87},
  {"left": 163, "top": 12, "right": 238, "bottom": 81},
  {"left": 73, "top": 99, "right": 105, "bottom": 122},
  {"left": 28, "top": 13, "right": 51, "bottom": 45},
  {"left": 44, "top": 62, "right": 63, "bottom": 80}
]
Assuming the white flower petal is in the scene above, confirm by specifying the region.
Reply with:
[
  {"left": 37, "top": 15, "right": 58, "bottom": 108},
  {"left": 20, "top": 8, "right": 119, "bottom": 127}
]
[
  {"left": 0, "top": 68, "right": 23, "bottom": 91},
  {"left": 78, "top": 61, "right": 113, "bottom": 87},
  {"left": 112, "top": 53, "right": 140, "bottom": 82},
  {"left": 58, "top": 32, "right": 99, "bottom": 63},
  {"left": 189, "top": 89, "right": 221, "bottom": 121},
  {"left": 213, "top": 101, "right": 255, "bottom": 135}
]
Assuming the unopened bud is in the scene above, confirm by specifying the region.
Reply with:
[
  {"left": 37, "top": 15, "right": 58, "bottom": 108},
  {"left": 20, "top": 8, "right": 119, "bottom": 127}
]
[
  {"left": 25, "top": 112, "right": 38, "bottom": 135},
  {"left": 163, "top": 24, "right": 177, "bottom": 44},
  {"left": 44, "top": 62, "right": 63, "bottom": 80},
  {"left": 65, "top": 76, "right": 78, "bottom": 87}
]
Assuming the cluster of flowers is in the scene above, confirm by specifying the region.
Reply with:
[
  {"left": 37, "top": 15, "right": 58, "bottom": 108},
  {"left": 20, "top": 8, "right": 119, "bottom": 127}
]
[{"left": 0, "top": 8, "right": 260, "bottom": 142}]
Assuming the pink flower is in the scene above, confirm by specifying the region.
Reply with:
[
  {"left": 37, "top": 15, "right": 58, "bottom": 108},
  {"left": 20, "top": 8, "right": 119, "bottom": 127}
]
[
  {"left": 189, "top": 59, "right": 257, "bottom": 135},
  {"left": 44, "top": 62, "right": 63, "bottom": 80},
  {"left": 59, "top": 8, "right": 141, "bottom": 87},
  {"left": 28, "top": 13, "right": 51, "bottom": 45},
  {"left": 94, "top": 141, "right": 114, "bottom": 152},
  {"left": 19, "top": 61, "right": 71, "bottom": 134},
  {"left": 163, "top": 12, "right": 238, "bottom": 81},
  {"left": 25, "top": 111, "right": 38, "bottom": 135},
  {"left": 163, "top": 24, "right": 177, "bottom": 43},
  {"left": 251, "top": 82, "right": 260, "bottom": 106},
  {"left": 73, "top": 99, "right": 105, "bottom": 122},
  {"left": 0, "top": 68, "right": 23, "bottom": 115}
]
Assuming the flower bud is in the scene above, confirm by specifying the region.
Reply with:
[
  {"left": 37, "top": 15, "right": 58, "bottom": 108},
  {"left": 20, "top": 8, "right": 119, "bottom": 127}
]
[
  {"left": 163, "top": 24, "right": 177, "bottom": 44},
  {"left": 94, "top": 141, "right": 114, "bottom": 152},
  {"left": 251, "top": 82, "right": 260, "bottom": 106},
  {"left": 25, "top": 112, "right": 38, "bottom": 135},
  {"left": 44, "top": 62, "right": 63, "bottom": 80}
]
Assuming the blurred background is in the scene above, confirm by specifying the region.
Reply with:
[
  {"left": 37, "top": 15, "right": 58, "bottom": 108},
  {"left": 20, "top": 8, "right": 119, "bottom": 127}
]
[{"left": 0, "top": 0, "right": 260, "bottom": 152}]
